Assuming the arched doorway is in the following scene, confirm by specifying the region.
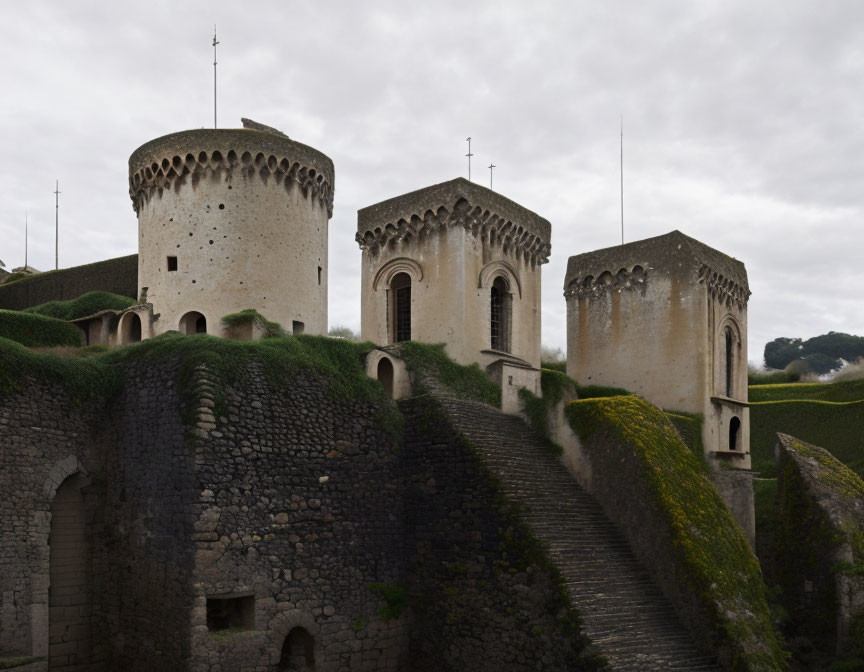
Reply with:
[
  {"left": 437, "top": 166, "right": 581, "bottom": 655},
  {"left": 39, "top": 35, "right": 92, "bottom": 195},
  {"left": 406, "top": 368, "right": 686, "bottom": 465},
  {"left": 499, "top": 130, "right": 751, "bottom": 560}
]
[
  {"left": 729, "top": 416, "right": 742, "bottom": 452},
  {"left": 490, "top": 276, "right": 511, "bottom": 352},
  {"left": 377, "top": 357, "right": 394, "bottom": 399},
  {"left": 120, "top": 312, "right": 142, "bottom": 344},
  {"left": 179, "top": 311, "right": 207, "bottom": 335},
  {"left": 390, "top": 273, "right": 411, "bottom": 343},
  {"left": 278, "top": 627, "right": 315, "bottom": 669},
  {"left": 49, "top": 474, "right": 91, "bottom": 668}
]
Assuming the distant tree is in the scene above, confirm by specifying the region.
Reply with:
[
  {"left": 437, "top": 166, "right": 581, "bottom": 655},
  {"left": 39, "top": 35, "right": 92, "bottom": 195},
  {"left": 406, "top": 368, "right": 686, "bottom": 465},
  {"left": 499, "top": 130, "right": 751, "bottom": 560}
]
[
  {"left": 541, "top": 345, "right": 565, "bottom": 364},
  {"left": 801, "top": 331, "right": 864, "bottom": 362},
  {"left": 799, "top": 352, "right": 841, "bottom": 375},
  {"left": 329, "top": 325, "right": 360, "bottom": 341},
  {"left": 764, "top": 337, "right": 803, "bottom": 370}
]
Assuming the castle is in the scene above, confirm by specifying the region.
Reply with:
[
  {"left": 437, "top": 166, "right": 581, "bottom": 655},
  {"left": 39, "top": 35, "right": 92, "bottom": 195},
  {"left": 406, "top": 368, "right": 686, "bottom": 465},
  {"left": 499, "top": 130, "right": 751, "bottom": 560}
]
[{"left": 0, "top": 122, "right": 773, "bottom": 671}]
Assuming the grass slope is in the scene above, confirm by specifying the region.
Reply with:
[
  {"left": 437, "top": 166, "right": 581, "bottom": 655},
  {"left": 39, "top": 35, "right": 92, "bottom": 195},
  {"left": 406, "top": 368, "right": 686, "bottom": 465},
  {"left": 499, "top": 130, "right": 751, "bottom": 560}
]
[
  {"left": 398, "top": 341, "right": 501, "bottom": 406},
  {"left": 0, "top": 310, "right": 82, "bottom": 348},
  {"left": 749, "top": 380, "right": 864, "bottom": 478},
  {"left": 566, "top": 395, "right": 787, "bottom": 672},
  {"left": 23, "top": 291, "right": 135, "bottom": 320}
]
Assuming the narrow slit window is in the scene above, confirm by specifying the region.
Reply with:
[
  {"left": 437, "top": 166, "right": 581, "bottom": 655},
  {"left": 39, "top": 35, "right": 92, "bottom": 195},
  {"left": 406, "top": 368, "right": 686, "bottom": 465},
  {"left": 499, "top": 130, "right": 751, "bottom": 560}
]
[
  {"left": 317, "top": 266, "right": 322, "bottom": 285},
  {"left": 391, "top": 273, "right": 412, "bottom": 343},
  {"left": 490, "top": 276, "right": 511, "bottom": 352},
  {"left": 725, "top": 327, "right": 734, "bottom": 397},
  {"left": 167, "top": 255, "right": 178, "bottom": 272}
]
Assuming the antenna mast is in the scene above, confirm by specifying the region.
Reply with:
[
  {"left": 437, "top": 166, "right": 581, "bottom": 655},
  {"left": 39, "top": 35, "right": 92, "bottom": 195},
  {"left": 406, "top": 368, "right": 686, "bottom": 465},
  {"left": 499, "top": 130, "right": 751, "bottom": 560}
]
[
  {"left": 465, "top": 137, "right": 473, "bottom": 181},
  {"left": 25, "top": 210, "right": 28, "bottom": 269},
  {"left": 488, "top": 162, "right": 496, "bottom": 189},
  {"left": 54, "top": 180, "right": 61, "bottom": 270},
  {"left": 212, "top": 25, "right": 220, "bottom": 129},
  {"left": 620, "top": 117, "right": 624, "bottom": 245}
]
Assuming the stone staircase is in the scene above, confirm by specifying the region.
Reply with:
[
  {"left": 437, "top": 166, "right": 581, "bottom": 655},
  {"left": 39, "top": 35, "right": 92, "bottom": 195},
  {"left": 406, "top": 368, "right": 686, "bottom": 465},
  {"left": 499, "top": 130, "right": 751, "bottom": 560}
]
[{"left": 432, "top": 391, "right": 723, "bottom": 672}]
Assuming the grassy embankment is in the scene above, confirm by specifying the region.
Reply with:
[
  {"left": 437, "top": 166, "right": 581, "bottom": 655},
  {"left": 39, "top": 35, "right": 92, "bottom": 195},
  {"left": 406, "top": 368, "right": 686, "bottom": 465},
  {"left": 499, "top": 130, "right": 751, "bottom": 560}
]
[{"left": 749, "top": 379, "right": 864, "bottom": 478}]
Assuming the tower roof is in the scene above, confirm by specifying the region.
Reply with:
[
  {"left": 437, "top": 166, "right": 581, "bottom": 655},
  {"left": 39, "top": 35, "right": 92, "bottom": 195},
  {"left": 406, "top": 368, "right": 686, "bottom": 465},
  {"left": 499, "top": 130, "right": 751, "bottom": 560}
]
[
  {"left": 128, "top": 127, "right": 334, "bottom": 216},
  {"left": 356, "top": 177, "right": 551, "bottom": 264},
  {"left": 564, "top": 230, "right": 750, "bottom": 304}
]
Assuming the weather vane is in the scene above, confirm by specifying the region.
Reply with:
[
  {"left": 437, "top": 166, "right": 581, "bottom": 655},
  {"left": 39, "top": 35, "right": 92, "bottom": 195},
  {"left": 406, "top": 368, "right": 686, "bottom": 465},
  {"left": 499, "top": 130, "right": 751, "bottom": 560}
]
[
  {"left": 212, "top": 25, "right": 220, "bottom": 129},
  {"left": 466, "top": 137, "right": 473, "bottom": 181},
  {"left": 488, "top": 162, "right": 496, "bottom": 189}
]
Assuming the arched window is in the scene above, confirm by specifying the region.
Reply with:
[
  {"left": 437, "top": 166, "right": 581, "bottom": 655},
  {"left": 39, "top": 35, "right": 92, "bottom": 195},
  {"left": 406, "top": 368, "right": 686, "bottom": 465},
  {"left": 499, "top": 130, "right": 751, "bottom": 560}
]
[
  {"left": 729, "top": 416, "right": 742, "bottom": 452},
  {"left": 180, "top": 311, "right": 207, "bottom": 335},
  {"left": 491, "top": 276, "right": 511, "bottom": 353},
  {"left": 377, "top": 357, "right": 394, "bottom": 399},
  {"left": 391, "top": 273, "right": 411, "bottom": 343},
  {"left": 120, "top": 312, "right": 142, "bottom": 344},
  {"left": 725, "top": 327, "right": 734, "bottom": 397},
  {"left": 279, "top": 627, "right": 315, "bottom": 669}
]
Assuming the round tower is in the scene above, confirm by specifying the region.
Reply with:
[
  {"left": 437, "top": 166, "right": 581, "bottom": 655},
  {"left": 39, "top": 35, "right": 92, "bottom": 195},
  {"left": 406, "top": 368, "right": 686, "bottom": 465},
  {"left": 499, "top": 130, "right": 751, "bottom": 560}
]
[{"left": 128, "top": 124, "right": 334, "bottom": 338}]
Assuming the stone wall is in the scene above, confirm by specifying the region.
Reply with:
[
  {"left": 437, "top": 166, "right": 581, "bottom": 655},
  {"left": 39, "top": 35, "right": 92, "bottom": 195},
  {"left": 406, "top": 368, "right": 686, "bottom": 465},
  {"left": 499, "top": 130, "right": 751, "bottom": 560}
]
[
  {"left": 187, "top": 362, "right": 410, "bottom": 672},
  {"left": 775, "top": 433, "right": 864, "bottom": 657},
  {"left": 0, "top": 377, "right": 109, "bottom": 669},
  {"left": 0, "top": 255, "right": 138, "bottom": 311}
]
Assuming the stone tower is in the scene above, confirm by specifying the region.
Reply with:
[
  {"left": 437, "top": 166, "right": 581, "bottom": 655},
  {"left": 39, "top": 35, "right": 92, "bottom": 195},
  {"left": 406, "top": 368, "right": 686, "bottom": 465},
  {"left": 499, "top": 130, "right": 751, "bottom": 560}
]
[
  {"left": 356, "top": 178, "right": 551, "bottom": 371},
  {"left": 564, "top": 230, "right": 751, "bottom": 468},
  {"left": 127, "top": 124, "right": 334, "bottom": 340}
]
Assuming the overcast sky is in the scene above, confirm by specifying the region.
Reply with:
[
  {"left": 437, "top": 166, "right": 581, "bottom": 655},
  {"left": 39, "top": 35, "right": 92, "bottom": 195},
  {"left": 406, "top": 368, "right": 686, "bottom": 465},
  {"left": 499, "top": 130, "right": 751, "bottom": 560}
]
[{"left": 1, "top": 0, "right": 862, "bottom": 362}]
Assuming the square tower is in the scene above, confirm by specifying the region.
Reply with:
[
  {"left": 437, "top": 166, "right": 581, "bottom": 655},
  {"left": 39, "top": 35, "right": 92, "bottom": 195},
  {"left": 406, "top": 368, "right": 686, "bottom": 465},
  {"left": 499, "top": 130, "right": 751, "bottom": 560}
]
[
  {"left": 356, "top": 178, "right": 551, "bottom": 370},
  {"left": 564, "top": 231, "right": 751, "bottom": 469}
]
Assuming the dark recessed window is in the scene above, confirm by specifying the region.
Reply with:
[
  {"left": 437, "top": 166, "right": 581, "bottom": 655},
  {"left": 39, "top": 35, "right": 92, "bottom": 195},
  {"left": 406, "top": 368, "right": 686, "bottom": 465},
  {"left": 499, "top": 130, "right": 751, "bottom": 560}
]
[
  {"left": 318, "top": 266, "right": 322, "bottom": 286},
  {"left": 167, "top": 256, "right": 178, "bottom": 272},
  {"left": 206, "top": 595, "right": 255, "bottom": 632}
]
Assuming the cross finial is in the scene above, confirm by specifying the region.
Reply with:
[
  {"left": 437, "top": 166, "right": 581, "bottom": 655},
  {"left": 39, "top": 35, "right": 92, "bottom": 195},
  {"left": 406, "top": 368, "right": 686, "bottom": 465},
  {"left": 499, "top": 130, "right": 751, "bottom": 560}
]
[
  {"left": 465, "top": 137, "right": 473, "bottom": 181},
  {"left": 488, "top": 162, "right": 496, "bottom": 189}
]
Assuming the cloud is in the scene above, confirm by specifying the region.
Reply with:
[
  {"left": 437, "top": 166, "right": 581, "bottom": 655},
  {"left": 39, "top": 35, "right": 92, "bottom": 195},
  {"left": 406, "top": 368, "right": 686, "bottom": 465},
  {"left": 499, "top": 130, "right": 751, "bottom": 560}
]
[{"left": 1, "top": 0, "right": 862, "bottom": 359}]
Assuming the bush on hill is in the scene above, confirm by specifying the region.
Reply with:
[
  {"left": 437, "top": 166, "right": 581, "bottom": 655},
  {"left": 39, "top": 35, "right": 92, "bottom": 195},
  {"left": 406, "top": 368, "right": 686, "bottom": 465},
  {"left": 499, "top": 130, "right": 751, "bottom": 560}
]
[
  {"left": 24, "top": 291, "right": 135, "bottom": 321},
  {"left": 0, "top": 310, "right": 82, "bottom": 348}
]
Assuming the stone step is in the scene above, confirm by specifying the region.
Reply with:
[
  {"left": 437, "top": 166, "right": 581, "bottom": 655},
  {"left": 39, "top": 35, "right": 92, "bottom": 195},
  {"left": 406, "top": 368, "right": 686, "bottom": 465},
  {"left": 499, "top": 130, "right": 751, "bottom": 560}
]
[{"left": 426, "top": 386, "right": 723, "bottom": 672}]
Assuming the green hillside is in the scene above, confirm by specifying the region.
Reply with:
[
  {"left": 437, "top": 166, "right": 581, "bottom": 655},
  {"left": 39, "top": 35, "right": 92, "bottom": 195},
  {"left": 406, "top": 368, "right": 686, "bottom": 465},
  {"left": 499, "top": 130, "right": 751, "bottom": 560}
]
[{"left": 749, "top": 380, "right": 864, "bottom": 478}]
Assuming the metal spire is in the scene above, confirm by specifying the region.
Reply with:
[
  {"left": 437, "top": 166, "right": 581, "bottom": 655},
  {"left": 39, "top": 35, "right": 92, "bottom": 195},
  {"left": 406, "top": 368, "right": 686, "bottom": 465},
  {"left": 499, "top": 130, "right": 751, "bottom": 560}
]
[
  {"left": 465, "top": 137, "right": 473, "bottom": 181},
  {"left": 620, "top": 116, "right": 624, "bottom": 245},
  {"left": 488, "top": 162, "right": 496, "bottom": 189},
  {"left": 54, "top": 180, "right": 61, "bottom": 270},
  {"left": 212, "top": 25, "right": 220, "bottom": 129},
  {"left": 25, "top": 210, "right": 28, "bottom": 269}
]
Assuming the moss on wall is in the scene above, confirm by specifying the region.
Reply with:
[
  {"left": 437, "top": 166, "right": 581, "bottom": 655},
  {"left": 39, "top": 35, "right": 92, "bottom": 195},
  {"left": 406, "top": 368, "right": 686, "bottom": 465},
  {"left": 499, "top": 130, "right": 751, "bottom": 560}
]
[
  {"left": 566, "top": 395, "right": 787, "bottom": 672},
  {"left": 0, "top": 255, "right": 138, "bottom": 311},
  {"left": 24, "top": 291, "right": 135, "bottom": 320},
  {"left": 0, "top": 310, "right": 83, "bottom": 348},
  {"left": 220, "top": 309, "right": 285, "bottom": 337},
  {"left": 398, "top": 341, "right": 501, "bottom": 406}
]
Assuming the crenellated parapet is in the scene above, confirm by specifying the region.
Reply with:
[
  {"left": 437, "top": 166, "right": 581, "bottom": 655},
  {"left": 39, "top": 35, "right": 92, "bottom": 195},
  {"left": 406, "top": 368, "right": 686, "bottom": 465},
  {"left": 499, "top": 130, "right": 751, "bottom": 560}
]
[
  {"left": 356, "top": 178, "right": 551, "bottom": 267},
  {"left": 564, "top": 230, "right": 750, "bottom": 306},
  {"left": 697, "top": 263, "right": 750, "bottom": 309},
  {"left": 128, "top": 129, "right": 335, "bottom": 217}
]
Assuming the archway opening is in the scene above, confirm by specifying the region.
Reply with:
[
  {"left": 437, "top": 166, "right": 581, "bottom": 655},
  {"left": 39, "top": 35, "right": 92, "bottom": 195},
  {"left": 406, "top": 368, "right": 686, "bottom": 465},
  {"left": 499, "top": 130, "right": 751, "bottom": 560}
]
[
  {"left": 278, "top": 627, "right": 315, "bottom": 669},
  {"left": 729, "top": 416, "right": 742, "bottom": 452},
  {"left": 490, "top": 276, "right": 511, "bottom": 353},
  {"left": 49, "top": 474, "right": 91, "bottom": 668},
  {"left": 120, "top": 312, "right": 142, "bottom": 344},
  {"left": 391, "top": 272, "right": 411, "bottom": 343},
  {"left": 377, "top": 357, "right": 394, "bottom": 399},
  {"left": 180, "top": 311, "right": 207, "bottom": 335},
  {"left": 725, "top": 327, "right": 734, "bottom": 397}
]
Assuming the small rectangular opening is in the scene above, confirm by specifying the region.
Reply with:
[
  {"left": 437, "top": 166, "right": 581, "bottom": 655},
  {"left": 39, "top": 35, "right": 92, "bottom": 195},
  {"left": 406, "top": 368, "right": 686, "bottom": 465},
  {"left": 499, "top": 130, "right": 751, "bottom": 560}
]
[
  {"left": 206, "top": 595, "right": 255, "bottom": 632},
  {"left": 317, "top": 266, "right": 322, "bottom": 285},
  {"left": 167, "top": 256, "right": 178, "bottom": 272},
  {"left": 292, "top": 321, "right": 305, "bottom": 335}
]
